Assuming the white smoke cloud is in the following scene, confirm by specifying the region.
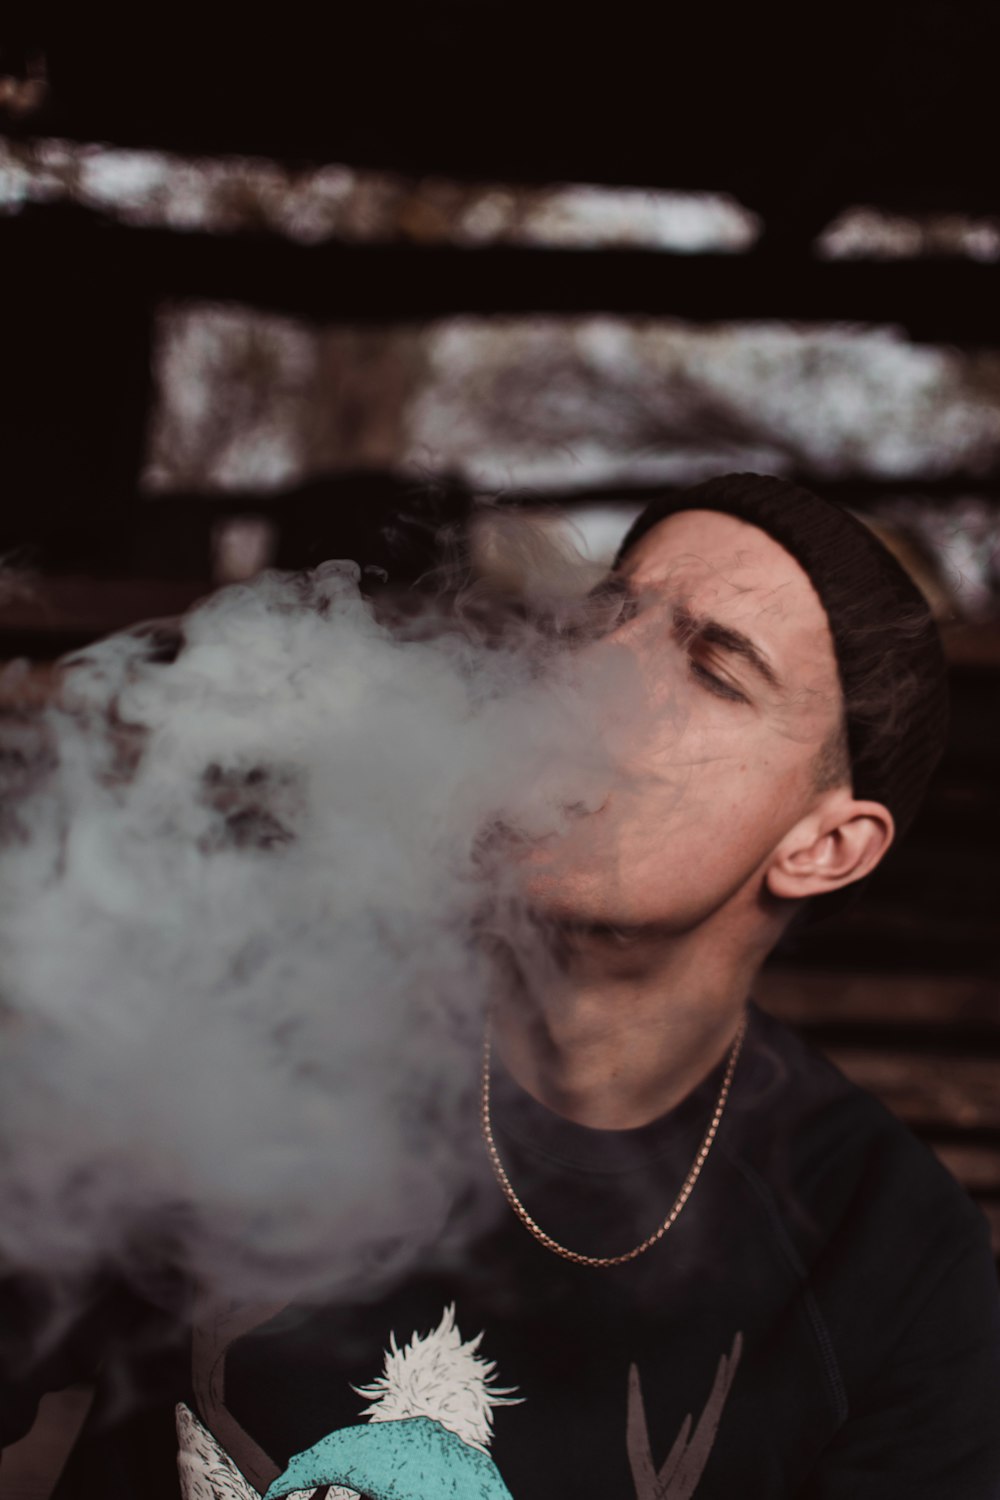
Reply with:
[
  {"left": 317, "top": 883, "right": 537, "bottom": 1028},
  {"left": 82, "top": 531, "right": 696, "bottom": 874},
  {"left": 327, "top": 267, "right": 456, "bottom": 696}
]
[{"left": 0, "top": 560, "right": 647, "bottom": 1307}]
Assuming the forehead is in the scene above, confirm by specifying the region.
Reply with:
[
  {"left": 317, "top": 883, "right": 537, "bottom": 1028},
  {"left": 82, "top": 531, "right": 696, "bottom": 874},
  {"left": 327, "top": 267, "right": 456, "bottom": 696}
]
[{"left": 621, "top": 508, "right": 838, "bottom": 686}]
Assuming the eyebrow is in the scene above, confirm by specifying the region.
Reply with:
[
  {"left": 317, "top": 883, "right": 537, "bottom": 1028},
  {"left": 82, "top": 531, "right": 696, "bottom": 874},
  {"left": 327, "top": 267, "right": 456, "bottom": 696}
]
[{"left": 672, "top": 605, "right": 783, "bottom": 691}]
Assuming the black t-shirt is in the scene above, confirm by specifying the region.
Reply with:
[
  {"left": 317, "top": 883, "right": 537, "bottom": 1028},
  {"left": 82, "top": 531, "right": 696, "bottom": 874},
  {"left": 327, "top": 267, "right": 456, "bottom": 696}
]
[{"left": 4, "top": 1004, "right": 1000, "bottom": 1498}]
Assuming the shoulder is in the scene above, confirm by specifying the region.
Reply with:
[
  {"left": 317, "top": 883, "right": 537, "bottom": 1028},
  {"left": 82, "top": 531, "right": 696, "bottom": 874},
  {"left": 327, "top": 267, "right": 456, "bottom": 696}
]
[
  {"left": 725, "top": 1006, "right": 998, "bottom": 1393},
  {"left": 727, "top": 1004, "right": 991, "bottom": 1282}
]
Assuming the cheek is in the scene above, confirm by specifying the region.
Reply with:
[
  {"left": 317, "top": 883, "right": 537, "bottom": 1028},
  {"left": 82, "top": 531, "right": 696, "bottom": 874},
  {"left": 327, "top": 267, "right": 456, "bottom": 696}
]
[
  {"left": 720, "top": 748, "right": 816, "bottom": 848},
  {"left": 682, "top": 739, "right": 803, "bottom": 845}
]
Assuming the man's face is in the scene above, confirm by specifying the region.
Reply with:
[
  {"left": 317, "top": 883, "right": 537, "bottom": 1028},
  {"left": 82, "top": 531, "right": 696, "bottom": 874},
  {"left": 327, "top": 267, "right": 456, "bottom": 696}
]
[{"left": 519, "top": 509, "right": 847, "bottom": 931}]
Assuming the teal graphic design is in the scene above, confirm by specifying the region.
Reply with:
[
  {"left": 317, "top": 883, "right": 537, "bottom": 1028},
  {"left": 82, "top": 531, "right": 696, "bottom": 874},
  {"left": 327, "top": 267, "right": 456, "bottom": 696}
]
[
  {"left": 178, "top": 1303, "right": 742, "bottom": 1500},
  {"left": 177, "top": 1303, "right": 520, "bottom": 1500},
  {"left": 263, "top": 1414, "right": 513, "bottom": 1500}
]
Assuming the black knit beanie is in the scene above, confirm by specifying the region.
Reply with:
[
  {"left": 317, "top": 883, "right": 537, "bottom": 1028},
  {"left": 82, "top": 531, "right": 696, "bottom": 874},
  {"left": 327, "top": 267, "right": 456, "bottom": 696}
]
[{"left": 615, "top": 474, "right": 949, "bottom": 844}]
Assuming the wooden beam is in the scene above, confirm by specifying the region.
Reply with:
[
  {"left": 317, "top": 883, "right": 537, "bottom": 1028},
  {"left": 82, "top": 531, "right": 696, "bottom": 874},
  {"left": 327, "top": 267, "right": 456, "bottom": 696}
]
[
  {"left": 825, "top": 1049, "right": 1000, "bottom": 1131},
  {"left": 932, "top": 1142, "right": 1000, "bottom": 1196},
  {"left": 756, "top": 971, "right": 1000, "bottom": 1031},
  {"left": 0, "top": 577, "right": 207, "bottom": 642}
]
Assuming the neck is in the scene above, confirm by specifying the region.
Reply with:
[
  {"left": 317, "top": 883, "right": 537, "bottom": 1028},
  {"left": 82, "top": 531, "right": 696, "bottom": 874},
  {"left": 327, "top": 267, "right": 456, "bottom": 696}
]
[{"left": 492, "top": 908, "right": 769, "bottom": 1130}]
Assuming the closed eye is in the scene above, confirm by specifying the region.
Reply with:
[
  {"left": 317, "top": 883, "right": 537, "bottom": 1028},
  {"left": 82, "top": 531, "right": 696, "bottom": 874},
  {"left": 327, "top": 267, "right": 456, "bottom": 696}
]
[
  {"left": 673, "top": 604, "right": 769, "bottom": 704},
  {"left": 690, "top": 659, "right": 749, "bottom": 704}
]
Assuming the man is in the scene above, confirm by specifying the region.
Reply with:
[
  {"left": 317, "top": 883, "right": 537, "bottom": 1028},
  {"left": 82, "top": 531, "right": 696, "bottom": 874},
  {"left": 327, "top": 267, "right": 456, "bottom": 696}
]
[{"left": 3, "top": 474, "right": 999, "bottom": 1498}]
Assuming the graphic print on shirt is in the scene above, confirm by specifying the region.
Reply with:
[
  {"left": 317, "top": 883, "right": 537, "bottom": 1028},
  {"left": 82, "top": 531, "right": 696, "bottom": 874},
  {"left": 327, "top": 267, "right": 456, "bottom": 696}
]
[
  {"left": 627, "top": 1333, "right": 743, "bottom": 1500},
  {"left": 177, "top": 1306, "right": 742, "bottom": 1499},
  {"left": 176, "top": 1303, "right": 520, "bottom": 1499}
]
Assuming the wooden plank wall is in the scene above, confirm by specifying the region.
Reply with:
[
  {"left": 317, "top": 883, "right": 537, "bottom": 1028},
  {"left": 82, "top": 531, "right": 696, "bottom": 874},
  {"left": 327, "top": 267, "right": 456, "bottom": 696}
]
[
  {"left": 2, "top": 8, "right": 999, "bottom": 1253},
  {"left": 0, "top": 15, "right": 998, "bottom": 1492}
]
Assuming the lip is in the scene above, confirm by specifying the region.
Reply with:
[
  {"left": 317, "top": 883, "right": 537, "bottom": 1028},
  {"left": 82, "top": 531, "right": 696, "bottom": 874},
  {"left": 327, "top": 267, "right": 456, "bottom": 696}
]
[{"left": 476, "top": 796, "right": 611, "bottom": 864}]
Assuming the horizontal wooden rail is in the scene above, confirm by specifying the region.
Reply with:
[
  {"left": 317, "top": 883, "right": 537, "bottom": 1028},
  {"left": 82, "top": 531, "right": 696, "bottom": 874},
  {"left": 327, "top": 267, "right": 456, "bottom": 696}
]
[
  {"left": 932, "top": 1142, "right": 1000, "bottom": 1196},
  {"left": 0, "top": 577, "right": 208, "bottom": 642},
  {"left": 493, "top": 477, "right": 1000, "bottom": 511},
  {"left": 756, "top": 971, "right": 1000, "bottom": 1030}
]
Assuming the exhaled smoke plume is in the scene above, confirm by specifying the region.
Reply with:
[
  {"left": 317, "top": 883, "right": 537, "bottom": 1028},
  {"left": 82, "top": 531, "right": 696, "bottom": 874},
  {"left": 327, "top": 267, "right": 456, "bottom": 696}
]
[{"left": 0, "top": 559, "right": 648, "bottom": 1307}]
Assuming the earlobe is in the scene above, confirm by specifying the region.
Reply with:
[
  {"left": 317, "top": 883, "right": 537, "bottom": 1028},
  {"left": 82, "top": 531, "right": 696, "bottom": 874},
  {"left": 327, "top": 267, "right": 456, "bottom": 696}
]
[{"left": 766, "top": 800, "right": 895, "bottom": 902}]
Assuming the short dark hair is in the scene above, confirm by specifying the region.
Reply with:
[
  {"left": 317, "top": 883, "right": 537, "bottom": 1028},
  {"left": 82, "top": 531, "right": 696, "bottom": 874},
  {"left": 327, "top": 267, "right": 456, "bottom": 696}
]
[
  {"left": 616, "top": 474, "right": 949, "bottom": 844},
  {"left": 812, "top": 717, "right": 851, "bottom": 795}
]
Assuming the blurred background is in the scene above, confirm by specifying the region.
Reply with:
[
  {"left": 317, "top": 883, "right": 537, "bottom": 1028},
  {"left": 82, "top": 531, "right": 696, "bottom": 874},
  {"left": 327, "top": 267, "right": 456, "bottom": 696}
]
[{"left": 1, "top": 0, "right": 998, "bottom": 1339}]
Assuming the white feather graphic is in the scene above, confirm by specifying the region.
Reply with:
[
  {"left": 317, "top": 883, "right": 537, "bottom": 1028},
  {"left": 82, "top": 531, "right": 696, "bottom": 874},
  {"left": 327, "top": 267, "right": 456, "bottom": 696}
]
[{"left": 176, "top": 1304, "right": 519, "bottom": 1498}]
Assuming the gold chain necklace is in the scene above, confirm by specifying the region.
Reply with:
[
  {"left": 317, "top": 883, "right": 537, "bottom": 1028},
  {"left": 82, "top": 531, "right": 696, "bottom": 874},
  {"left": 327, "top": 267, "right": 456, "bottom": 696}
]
[{"left": 480, "top": 1011, "right": 747, "bottom": 1268}]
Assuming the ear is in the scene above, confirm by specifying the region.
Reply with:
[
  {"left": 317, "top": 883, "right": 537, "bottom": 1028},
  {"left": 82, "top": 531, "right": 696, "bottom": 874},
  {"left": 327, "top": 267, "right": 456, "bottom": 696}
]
[{"left": 766, "top": 796, "right": 895, "bottom": 902}]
